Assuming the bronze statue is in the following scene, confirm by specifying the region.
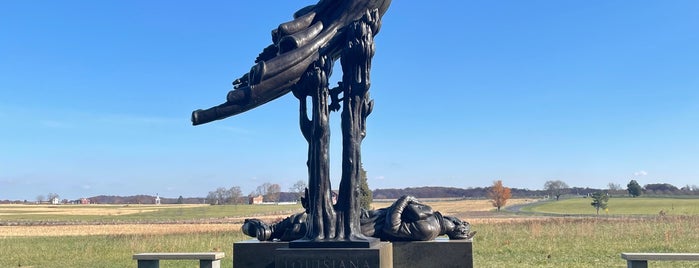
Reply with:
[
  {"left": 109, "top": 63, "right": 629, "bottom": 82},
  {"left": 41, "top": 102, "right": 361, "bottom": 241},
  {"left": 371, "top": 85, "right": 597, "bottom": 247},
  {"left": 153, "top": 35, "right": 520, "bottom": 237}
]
[
  {"left": 191, "top": 0, "right": 391, "bottom": 125},
  {"left": 242, "top": 196, "right": 475, "bottom": 242},
  {"left": 192, "top": 0, "right": 492, "bottom": 248}
]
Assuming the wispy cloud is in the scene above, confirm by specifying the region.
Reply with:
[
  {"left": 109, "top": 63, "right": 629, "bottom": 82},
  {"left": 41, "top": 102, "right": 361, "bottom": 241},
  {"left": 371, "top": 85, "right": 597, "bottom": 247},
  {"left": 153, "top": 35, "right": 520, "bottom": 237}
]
[{"left": 633, "top": 170, "right": 648, "bottom": 177}]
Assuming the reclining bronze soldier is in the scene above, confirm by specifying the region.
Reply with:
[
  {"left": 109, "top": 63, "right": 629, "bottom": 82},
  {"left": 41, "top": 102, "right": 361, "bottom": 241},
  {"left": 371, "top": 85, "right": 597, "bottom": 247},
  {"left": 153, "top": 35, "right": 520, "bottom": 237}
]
[{"left": 242, "top": 195, "right": 475, "bottom": 242}]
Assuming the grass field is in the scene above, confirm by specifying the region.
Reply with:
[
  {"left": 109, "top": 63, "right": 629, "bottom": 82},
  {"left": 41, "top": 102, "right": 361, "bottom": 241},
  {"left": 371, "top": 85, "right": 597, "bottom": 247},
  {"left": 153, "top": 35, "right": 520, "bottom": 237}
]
[
  {"left": 2, "top": 231, "right": 247, "bottom": 268},
  {"left": 523, "top": 197, "right": 699, "bottom": 215},
  {"left": 0, "top": 203, "right": 303, "bottom": 223},
  {"left": 2, "top": 198, "right": 699, "bottom": 267},
  {"left": 475, "top": 216, "right": 699, "bottom": 267}
]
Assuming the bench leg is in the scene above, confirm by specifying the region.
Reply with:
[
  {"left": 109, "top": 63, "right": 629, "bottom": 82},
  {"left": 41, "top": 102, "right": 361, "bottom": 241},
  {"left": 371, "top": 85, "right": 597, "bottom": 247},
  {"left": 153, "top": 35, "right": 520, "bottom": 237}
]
[
  {"left": 200, "top": 259, "right": 221, "bottom": 268},
  {"left": 137, "top": 260, "right": 159, "bottom": 268},
  {"left": 627, "top": 260, "right": 648, "bottom": 268}
]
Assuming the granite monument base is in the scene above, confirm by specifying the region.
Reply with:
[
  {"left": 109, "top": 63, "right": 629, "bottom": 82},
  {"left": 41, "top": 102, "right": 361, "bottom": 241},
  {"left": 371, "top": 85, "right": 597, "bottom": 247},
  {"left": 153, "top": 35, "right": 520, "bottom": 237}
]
[
  {"left": 233, "top": 238, "right": 473, "bottom": 268},
  {"left": 233, "top": 240, "right": 288, "bottom": 268},
  {"left": 275, "top": 242, "right": 392, "bottom": 268},
  {"left": 392, "top": 238, "right": 473, "bottom": 268}
]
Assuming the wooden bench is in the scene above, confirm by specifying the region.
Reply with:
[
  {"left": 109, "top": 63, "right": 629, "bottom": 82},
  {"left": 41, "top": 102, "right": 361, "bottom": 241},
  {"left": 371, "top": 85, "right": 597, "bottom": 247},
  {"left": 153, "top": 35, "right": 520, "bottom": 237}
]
[
  {"left": 133, "top": 252, "right": 225, "bottom": 268},
  {"left": 621, "top": 253, "right": 699, "bottom": 268}
]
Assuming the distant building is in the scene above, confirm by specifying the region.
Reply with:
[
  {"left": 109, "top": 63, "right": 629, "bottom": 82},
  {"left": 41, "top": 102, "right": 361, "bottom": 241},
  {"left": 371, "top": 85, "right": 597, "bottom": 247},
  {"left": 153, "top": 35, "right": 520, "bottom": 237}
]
[
  {"left": 80, "top": 198, "right": 91, "bottom": 205},
  {"left": 155, "top": 194, "right": 161, "bottom": 205},
  {"left": 249, "top": 195, "right": 264, "bottom": 205},
  {"left": 50, "top": 197, "right": 60, "bottom": 205}
]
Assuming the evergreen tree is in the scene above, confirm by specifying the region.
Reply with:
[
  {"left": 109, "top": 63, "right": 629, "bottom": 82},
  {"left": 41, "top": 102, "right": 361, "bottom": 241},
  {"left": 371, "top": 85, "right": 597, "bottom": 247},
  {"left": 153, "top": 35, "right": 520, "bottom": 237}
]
[
  {"left": 590, "top": 192, "right": 609, "bottom": 215},
  {"left": 359, "top": 165, "right": 372, "bottom": 210},
  {"left": 627, "top": 180, "right": 643, "bottom": 197}
]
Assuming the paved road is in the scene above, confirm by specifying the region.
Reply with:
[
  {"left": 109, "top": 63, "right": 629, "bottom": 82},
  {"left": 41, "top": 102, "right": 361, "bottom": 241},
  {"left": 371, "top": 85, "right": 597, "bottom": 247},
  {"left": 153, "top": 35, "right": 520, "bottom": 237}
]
[{"left": 505, "top": 200, "right": 545, "bottom": 213}]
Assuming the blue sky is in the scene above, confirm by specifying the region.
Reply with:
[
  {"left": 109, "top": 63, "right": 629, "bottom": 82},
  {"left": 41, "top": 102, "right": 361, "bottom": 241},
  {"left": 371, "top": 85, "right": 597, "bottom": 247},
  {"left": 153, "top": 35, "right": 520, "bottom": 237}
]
[{"left": 1, "top": 1, "right": 697, "bottom": 201}]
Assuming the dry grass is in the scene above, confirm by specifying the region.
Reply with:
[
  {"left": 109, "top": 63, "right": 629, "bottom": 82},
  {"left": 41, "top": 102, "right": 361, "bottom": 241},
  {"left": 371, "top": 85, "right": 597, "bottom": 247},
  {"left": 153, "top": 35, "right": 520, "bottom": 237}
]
[
  {"left": 422, "top": 198, "right": 536, "bottom": 213},
  {"left": 0, "top": 204, "right": 207, "bottom": 216},
  {"left": 389, "top": 198, "right": 542, "bottom": 225},
  {"left": 0, "top": 223, "right": 243, "bottom": 237},
  {"left": 3, "top": 199, "right": 699, "bottom": 267},
  {"left": 371, "top": 198, "right": 536, "bottom": 213},
  {"left": 0, "top": 199, "right": 530, "bottom": 238}
]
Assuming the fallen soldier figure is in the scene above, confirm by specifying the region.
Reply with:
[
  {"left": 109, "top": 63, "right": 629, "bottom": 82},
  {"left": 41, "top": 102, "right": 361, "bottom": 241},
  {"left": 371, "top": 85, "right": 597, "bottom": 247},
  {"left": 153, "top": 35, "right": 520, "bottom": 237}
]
[{"left": 242, "top": 195, "right": 476, "bottom": 242}]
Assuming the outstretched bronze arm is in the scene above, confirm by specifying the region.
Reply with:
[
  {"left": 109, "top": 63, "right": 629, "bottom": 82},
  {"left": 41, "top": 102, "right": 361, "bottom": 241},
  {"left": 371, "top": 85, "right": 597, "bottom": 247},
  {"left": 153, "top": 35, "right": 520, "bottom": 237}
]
[{"left": 191, "top": 0, "right": 391, "bottom": 125}]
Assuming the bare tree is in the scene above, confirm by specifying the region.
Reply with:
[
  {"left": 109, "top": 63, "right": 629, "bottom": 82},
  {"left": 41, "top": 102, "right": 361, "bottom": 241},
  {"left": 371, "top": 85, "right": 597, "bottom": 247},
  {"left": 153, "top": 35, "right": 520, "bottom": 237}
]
[
  {"left": 216, "top": 187, "right": 229, "bottom": 204},
  {"left": 289, "top": 180, "right": 307, "bottom": 200},
  {"left": 228, "top": 186, "right": 243, "bottom": 204},
  {"left": 266, "top": 183, "right": 282, "bottom": 203},
  {"left": 544, "top": 180, "right": 569, "bottom": 200},
  {"left": 255, "top": 182, "right": 271, "bottom": 197},
  {"left": 607, "top": 182, "right": 623, "bottom": 196},
  {"left": 206, "top": 191, "right": 218, "bottom": 205},
  {"left": 47, "top": 193, "right": 60, "bottom": 204},
  {"left": 207, "top": 187, "right": 229, "bottom": 205},
  {"left": 608, "top": 182, "right": 621, "bottom": 191},
  {"left": 47, "top": 193, "right": 60, "bottom": 200},
  {"left": 36, "top": 195, "right": 45, "bottom": 204}
]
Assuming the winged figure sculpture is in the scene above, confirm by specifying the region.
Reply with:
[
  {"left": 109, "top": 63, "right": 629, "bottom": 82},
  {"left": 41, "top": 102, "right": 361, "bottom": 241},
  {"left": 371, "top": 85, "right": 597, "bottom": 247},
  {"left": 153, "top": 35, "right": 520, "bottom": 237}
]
[{"left": 192, "top": 0, "right": 391, "bottom": 125}]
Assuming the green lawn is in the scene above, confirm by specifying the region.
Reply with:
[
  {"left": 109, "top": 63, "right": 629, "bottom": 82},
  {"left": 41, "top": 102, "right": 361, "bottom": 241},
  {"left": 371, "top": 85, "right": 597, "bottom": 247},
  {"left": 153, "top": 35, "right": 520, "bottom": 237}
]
[
  {"left": 3, "top": 200, "right": 699, "bottom": 267},
  {"left": 1, "top": 232, "right": 247, "bottom": 268},
  {"left": 523, "top": 197, "right": 699, "bottom": 216},
  {"left": 3, "top": 216, "right": 698, "bottom": 267},
  {"left": 474, "top": 216, "right": 699, "bottom": 267}
]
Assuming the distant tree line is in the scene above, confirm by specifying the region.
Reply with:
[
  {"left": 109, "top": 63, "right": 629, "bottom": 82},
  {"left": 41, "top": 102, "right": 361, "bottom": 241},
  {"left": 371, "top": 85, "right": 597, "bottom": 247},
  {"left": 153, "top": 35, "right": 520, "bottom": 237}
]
[
  {"left": 7, "top": 177, "right": 695, "bottom": 205},
  {"left": 204, "top": 180, "right": 307, "bottom": 205},
  {"left": 625, "top": 180, "right": 698, "bottom": 197},
  {"left": 373, "top": 181, "right": 699, "bottom": 200},
  {"left": 206, "top": 186, "right": 244, "bottom": 205},
  {"left": 79, "top": 195, "right": 206, "bottom": 204},
  {"left": 373, "top": 186, "right": 550, "bottom": 199}
]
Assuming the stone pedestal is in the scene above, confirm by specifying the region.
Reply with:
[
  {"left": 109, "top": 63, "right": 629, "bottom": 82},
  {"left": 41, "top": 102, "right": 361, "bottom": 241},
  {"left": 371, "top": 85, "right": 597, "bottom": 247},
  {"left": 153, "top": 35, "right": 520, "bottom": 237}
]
[
  {"left": 392, "top": 238, "right": 473, "bottom": 268},
  {"left": 233, "top": 238, "right": 472, "bottom": 268},
  {"left": 233, "top": 240, "right": 289, "bottom": 268},
  {"left": 276, "top": 242, "right": 392, "bottom": 268}
]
